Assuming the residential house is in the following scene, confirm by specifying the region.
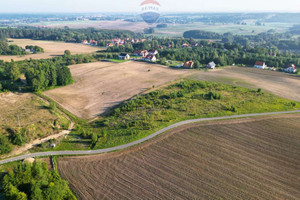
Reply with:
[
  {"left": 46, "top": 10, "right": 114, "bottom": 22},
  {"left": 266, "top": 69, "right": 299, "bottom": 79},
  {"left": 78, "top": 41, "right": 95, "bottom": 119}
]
[
  {"left": 254, "top": 61, "right": 267, "bottom": 69},
  {"left": 191, "top": 42, "right": 199, "bottom": 47},
  {"left": 143, "top": 55, "right": 157, "bottom": 62},
  {"left": 119, "top": 53, "right": 130, "bottom": 60},
  {"left": 82, "top": 40, "right": 89, "bottom": 45},
  {"left": 106, "top": 43, "right": 114, "bottom": 48},
  {"left": 89, "top": 40, "right": 98, "bottom": 46},
  {"left": 183, "top": 61, "right": 194, "bottom": 68},
  {"left": 148, "top": 50, "right": 158, "bottom": 55},
  {"left": 134, "top": 50, "right": 148, "bottom": 57},
  {"left": 182, "top": 43, "right": 190, "bottom": 48},
  {"left": 283, "top": 64, "right": 297, "bottom": 73},
  {"left": 207, "top": 62, "right": 216, "bottom": 69}
]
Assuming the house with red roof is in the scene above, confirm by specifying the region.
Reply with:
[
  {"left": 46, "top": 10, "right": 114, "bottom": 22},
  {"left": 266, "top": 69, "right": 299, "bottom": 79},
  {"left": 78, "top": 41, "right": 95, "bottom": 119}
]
[
  {"left": 254, "top": 61, "right": 267, "bottom": 69},
  {"left": 183, "top": 61, "right": 194, "bottom": 68},
  {"left": 283, "top": 64, "right": 297, "bottom": 73},
  {"left": 143, "top": 55, "right": 157, "bottom": 62}
]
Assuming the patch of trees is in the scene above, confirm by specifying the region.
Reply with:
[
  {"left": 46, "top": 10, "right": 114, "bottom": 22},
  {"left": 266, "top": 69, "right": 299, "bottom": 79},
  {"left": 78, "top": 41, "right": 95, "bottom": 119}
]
[
  {"left": 0, "top": 27, "right": 139, "bottom": 44},
  {"left": 144, "top": 28, "right": 155, "bottom": 34},
  {"left": 1, "top": 161, "right": 76, "bottom": 200},
  {"left": 0, "top": 41, "right": 25, "bottom": 55},
  {"left": 289, "top": 24, "right": 300, "bottom": 35},
  {"left": 25, "top": 45, "right": 44, "bottom": 54},
  {"left": 183, "top": 30, "right": 222, "bottom": 39},
  {"left": 156, "top": 24, "right": 168, "bottom": 28}
]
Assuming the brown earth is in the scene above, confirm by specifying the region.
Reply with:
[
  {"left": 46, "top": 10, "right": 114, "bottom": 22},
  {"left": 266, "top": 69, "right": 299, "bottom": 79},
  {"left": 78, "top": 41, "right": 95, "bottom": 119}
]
[
  {"left": 191, "top": 66, "right": 300, "bottom": 102},
  {"left": 0, "top": 39, "right": 103, "bottom": 62},
  {"left": 44, "top": 61, "right": 191, "bottom": 119},
  {"left": 58, "top": 114, "right": 300, "bottom": 200}
]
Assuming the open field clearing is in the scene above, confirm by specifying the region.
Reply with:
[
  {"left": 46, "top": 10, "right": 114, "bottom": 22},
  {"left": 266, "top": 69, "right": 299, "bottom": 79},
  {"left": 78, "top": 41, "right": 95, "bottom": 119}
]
[
  {"left": 0, "top": 92, "right": 69, "bottom": 158},
  {"left": 44, "top": 61, "right": 191, "bottom": 119},
  {"left": 27, "top": 20, "right": 291, "bottom": 37},
  {"left": 191, "top": 66, "right": 300, "bottom": 102},
  {"left": 0, "top": 38, "right": 103, "bottom": 62},
  {"left": 58, "top": 114, "right": 300, "bottom": 200}
]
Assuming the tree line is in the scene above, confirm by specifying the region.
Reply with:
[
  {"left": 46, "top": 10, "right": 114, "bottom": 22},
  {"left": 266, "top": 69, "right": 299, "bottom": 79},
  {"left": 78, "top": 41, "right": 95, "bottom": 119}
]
[{"left": 1, "top": 161, "right": 76, "bottom": 200}]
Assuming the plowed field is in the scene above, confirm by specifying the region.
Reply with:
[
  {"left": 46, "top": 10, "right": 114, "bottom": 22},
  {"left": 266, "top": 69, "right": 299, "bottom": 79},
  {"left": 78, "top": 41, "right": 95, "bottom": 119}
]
[{"left": 58, "top": 114, "right": 300, "bottom": 200}]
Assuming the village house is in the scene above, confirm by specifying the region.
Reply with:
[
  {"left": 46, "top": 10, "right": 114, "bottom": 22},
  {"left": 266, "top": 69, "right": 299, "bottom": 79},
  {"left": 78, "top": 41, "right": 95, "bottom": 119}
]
[
  {"left": 183, "top": 61, "right": 194, "bottom": 68},
  {"left": 82, "top": 40, "right": 89, "bottom": 45},
  {"left": 191, "top": 42, "right": 199, "bottom": 47},
  {"left": 119, "top": 53, "right": 130, "bottom": 60},
  {"left": 134, "top": 50, "right": 148, "bottom": 57},
  {"left": 148, "top": 50, "right": 158, "bottom": 55},
  {"left": 106, "top": 43, "right": 114, "bottom": 48},
  {"left": 143, "top": 55, "right": 157, "bottom": 62},
  {"left": 207, "top": 61, "right": 216, "bottom": 69},
  {"left": 283, "top": 64, "right": 297, "bottom": 73},
  {"left": 182, "top": 43, "right": 190, "bottom": 48},
  {"left": 24, "top": 48, "right": 34, "bottom": 54},
  {"left": 89, "top": 40, "right": 98, "bottom": 46},
  {"left": 254, "top": 61, "right": 267, "bottom": 69}
]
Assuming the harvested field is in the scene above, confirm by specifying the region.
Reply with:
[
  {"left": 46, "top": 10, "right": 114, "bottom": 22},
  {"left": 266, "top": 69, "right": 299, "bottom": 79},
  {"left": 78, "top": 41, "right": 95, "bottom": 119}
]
[
  {"left": 191, "top": 66, "right": 300, "bottom": 102},
  {"left": 0, "top": 39, "right": 103, "bottom": 62},
  {"left": 58, "top": 114, "right": 300, "bottom": 200},
  {"left": 44, "top": 61, "right": 191, "bottom": 119}
]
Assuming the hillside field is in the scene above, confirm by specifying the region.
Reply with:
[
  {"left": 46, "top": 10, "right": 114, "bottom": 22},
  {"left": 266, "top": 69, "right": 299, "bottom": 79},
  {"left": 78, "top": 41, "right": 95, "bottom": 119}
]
[
  {"left": 44, "top": 61, "right": 191, "bottom": 119},
  {"left": 58, "top": 114, "right": 300, "bottom": 200},
  {"left": 0, "top": 39, "right": 103, "bottom": 62}
]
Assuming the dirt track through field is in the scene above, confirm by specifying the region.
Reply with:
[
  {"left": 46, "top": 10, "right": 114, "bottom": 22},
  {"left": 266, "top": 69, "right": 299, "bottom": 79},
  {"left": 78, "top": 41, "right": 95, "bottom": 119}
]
[
  {"left": 0, "top": 39, "right": 102, "bottom": 62},
  {"left": 58, "top": 114, "right": 300, "bottom": 200},
  {"left": 44, "top": 61, "right": 190, "bottom": 119}
]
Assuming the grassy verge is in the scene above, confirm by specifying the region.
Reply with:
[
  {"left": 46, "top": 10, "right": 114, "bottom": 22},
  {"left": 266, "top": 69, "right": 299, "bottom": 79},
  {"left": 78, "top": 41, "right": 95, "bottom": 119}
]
[{"left": 108, "top": 59, "right": 129, "bottom": 63}]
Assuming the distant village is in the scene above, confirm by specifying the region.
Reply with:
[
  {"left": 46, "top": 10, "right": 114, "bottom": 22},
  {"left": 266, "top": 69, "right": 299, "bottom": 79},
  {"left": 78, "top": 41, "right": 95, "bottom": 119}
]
[{"left": 81, "top": 38, "right": 297, "bottom": 74}]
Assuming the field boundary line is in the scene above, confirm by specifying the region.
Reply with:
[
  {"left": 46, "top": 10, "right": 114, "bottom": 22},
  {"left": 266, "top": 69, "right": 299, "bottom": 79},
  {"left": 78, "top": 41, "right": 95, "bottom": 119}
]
[{"left": 1, "top": 110, "right": 300, "bottom": 165}]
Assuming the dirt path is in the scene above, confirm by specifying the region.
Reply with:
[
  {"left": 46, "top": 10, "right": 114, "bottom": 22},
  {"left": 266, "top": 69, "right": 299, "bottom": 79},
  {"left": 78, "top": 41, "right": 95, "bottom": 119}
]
[{"left": 1, "top": 110, "right": 299, "bottom": 165}]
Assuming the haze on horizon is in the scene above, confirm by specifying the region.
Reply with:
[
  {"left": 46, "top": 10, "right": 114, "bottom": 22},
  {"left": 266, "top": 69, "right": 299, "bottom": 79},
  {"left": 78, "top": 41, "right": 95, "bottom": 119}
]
[{"left": 0, "top": 0, "right": 299, "bottom": 13}]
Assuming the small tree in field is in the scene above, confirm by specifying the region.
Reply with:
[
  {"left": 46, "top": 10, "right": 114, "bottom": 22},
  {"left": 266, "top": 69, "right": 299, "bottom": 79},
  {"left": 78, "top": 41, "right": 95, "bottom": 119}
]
[{"left": 64, "top": 50, "right": 71, "bottom": 56}]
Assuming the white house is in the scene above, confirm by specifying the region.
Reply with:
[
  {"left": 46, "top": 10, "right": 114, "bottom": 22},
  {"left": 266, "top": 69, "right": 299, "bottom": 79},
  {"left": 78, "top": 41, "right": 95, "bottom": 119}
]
[
  {"left": 143, "top": 55, "right": 157, "bottom": 62},
  {"left": 119, "top": 53, "right": 130, "bottom": 60},
  {"left": 283, "top": 64, "right": 297, "bottom": 73},
  {"left": 254, "top": 61, "right": 267, "bottom": 69},
  {"left": 148, "top": 50, "right": 158, "bottom": 55},
  {"left": 207, "top": 61, "right": 216, "bottom": 69}
]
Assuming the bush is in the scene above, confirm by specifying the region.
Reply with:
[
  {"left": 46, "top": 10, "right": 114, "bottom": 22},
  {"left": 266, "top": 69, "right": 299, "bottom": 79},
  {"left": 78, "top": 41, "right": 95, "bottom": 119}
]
[
  {"left": 257, "top": 88, "right": 262, "bottom": 93},
  {"left": 0, "top": 135, "right": 12, "bottom": 155}
]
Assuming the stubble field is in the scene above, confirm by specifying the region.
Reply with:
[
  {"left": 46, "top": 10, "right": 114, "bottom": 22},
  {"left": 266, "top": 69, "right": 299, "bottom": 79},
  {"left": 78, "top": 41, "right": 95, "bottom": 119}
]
[
  {"left": 191, "top": 66, "right": 300, "bottom": 102},
  {"left": 58, "top": 114, "right": 300, "bottom": 200},
  {"left": 44, "top": 61, "right": 191, "bottom": 119},
  {"left": 0, "top": 39, "right": 103, "bottom": 62}
]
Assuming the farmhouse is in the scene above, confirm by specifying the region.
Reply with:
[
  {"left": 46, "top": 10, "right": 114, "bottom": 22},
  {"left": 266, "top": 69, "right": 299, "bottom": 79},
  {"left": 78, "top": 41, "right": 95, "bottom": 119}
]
[
  {"left": 119, "top": 53, "right": 130, "bottom": 60},
  {"left": 106, "top": 43, "right": 114, "bottom": 48},
  {"left": 148, "top": 50, "right": 158, "bottom": 55},
  {"left": 143, "top": 55, "right": 157, "bottom": 62},
  {"left": 283, "top": 64, "right": 297, "bottom": 73},
  {"left": 254, "top": 61, "right": 267, "bottom": 69},
  {"left": 207, "top": 62, "right": 216, "bottom": 69},
  {"left": 183, "top": 61, "right": 194, "bottom": 68}
]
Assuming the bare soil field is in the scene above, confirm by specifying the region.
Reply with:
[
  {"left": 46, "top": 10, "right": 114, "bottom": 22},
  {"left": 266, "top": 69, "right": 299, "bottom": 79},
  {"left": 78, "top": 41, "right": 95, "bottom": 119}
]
[
  {"left": 0, "top": 39, "right": 103, "bottom": 62},
  {"left": 44, "top": 61, "right": 191, "bottom": 119},
  {"left": 58, "top": 114, "right": 300, "bottom": 200},
  {"left": 191, "top": 66, "right": 300, "bottom": 102}
]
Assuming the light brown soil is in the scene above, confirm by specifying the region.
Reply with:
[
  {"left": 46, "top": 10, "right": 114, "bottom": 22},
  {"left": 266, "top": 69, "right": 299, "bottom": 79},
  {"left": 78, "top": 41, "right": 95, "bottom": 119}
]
[
  {"left": 0, "top": 39, "right": 103, "bottom": 62},
  {"left": 44, "top": 61, "right": 191, "bottom": 119},
  {"left": 58, "top": 114, "right": 300, "bottom": 200},
  {"left": 191, "top": 66, "right": 300, "bottom": 101}
]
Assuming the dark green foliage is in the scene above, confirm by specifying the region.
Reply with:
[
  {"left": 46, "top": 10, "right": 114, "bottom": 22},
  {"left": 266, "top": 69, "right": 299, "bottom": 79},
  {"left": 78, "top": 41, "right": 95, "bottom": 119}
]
[
  {"left": 2, "top": 161, "right": 76, "bottom": 200},
  {"left": 156, "top": 24, "right": 168, "bottom": 28},
  {"left": 144, "top": 28, "right": 155, "bottom": 34},
  {"left": 56, "top": 66, "right": 73, "bottom": 86},
  {"left": 0, "top": 135, "right": 12, "bottom": 155},
  {"left": 183, "top": 30, "right": 222, "bottom": 39},
  {"left": 25, "top": 45, "right": 44, "bottom": 54},
  {"left": 0, "top": 41, "right": 25, "bottom": 55},
  {"left": 64, "top": 50, "right": 71, "bottom": 56},
  {"left": 257, "top": 88, "right": 262, "bottom": 93}
]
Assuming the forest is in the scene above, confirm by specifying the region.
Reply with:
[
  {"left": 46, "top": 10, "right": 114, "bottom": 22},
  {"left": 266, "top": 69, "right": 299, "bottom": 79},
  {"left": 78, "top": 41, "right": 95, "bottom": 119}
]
[
  {"left": 0, "top": 27, "right": 139, "bottom": 44},
  {"left": 0, "top": 41, "right": 25, "bottom": 55},
  {"left": 1, "top": 161, "right": 76, "bottom": 200}
]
